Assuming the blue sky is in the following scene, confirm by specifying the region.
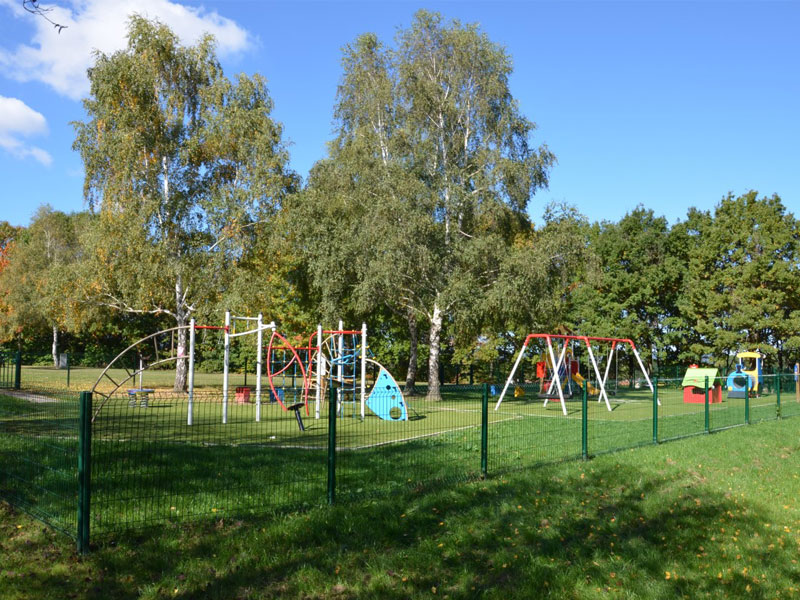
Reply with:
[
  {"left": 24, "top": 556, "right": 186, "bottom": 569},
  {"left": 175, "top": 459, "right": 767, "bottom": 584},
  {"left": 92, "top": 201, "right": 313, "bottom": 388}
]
[{"left": 1, "top": 0, "right": 798, "bottom": 228}]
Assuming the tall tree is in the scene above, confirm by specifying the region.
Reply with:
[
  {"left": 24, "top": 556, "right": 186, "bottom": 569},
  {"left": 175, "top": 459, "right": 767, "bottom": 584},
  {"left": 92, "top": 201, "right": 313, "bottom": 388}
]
[
  {"left": 570, "top": 206, "right": 684, "bottom": 371},
  {"left": 0, "top": 207, "right": 88, "bottom": 364},
  {"left": 300, "top": 12, "right": 554, "bottom": 399},
  {"left": 73, "top": 16, "right": 296, "bottom": 390},
  {"left": 0, "top": 221, "right": 22, "bottom": 345},
  {"left": 677, "top": 192, "right": 800, "bottom": 369}
]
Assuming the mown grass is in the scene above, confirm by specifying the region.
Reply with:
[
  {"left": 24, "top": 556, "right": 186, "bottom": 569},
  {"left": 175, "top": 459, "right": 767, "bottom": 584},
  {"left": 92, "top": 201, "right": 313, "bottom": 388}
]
[
  {"left": 3, "top": 417, "right": 800, "bottom": 599},
  {"left": 20, "top": 364, "right": 254, "bottom": 393}
]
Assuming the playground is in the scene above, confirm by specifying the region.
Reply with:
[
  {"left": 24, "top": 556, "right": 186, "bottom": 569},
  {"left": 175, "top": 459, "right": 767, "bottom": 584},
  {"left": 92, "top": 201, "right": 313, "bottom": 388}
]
[{"left": 2, "top": 321, "right": 799, "bottom": 550}]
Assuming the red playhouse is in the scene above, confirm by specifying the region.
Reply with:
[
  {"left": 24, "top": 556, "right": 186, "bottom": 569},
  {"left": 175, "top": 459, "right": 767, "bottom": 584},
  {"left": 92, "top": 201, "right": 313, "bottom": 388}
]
[{"left": 681, "top": 366, "right": 722, "bottom": 404}]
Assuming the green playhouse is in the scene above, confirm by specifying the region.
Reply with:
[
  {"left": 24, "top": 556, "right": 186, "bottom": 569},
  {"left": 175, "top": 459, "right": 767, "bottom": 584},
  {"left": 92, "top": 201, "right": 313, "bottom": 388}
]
[{"left": 682, "top": 366, "right": 722, "bottom": 404}]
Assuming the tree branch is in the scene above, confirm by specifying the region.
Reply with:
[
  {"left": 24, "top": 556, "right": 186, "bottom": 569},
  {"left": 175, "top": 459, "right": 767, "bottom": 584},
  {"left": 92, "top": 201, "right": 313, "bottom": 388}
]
[{"left": 23, "top": 1, "right": 67, "bottom": 33}]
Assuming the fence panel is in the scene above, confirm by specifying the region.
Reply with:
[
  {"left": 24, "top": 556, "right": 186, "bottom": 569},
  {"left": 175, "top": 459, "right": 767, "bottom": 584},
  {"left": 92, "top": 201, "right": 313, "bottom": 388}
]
[
  {"left": 90, "top": 389, "right": 327, "bottom": 536},
  {"left": 657, "top": 378, "right": 707, "bottom": 441},
  {"left": 749, "top": 374, "right": 780, "bottom": 424},
  {"left": 586, "top": 381, "right": 654, "bottom": 454},
  {"left": 0, "top": 387, "right": 79, "bottom": 537},
  {"left": 0, "top": 350, "right": 16, "bottom": 389},
  {"left": 708, "top": 376, "right": 747, "bottom": 431},
  {"left": 334, "top": 384, "right": 484, "bottom": 501},
  {"left": 490, "top": 382, "right": 582, "bottom": 471},
  {"left": 779, "top": 372, "right": 800, "bottom": 418}
]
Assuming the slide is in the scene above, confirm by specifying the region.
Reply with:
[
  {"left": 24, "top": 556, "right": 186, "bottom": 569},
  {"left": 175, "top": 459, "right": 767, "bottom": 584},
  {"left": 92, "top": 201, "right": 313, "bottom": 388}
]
[{"left": 571, "top": 372, "right": 599, "bottom": 396}]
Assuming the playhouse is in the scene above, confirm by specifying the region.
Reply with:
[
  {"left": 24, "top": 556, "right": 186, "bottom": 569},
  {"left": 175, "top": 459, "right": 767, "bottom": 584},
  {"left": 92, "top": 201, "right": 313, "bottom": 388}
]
[{"left": 681, "top": 366, "right": 722, "bottom": 404}]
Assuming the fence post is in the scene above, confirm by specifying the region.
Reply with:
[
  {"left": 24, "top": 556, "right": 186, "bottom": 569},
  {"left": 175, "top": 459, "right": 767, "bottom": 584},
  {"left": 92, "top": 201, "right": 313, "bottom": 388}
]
[
  {"left": 327, "top": 385, "right": 337, "bottom": 505},
  {"left": 581, "top": 381, "right": 588, "bottom": 460},
  {"left": 14, "top": 350, "right": 21, "bottom": 389},
  {"left": 704, "top": 376, "right": 710, "bottom": 433},
  {"left": 481, "top": 383, "right": 488, "bottom": 477},
  {"left": 775, "top": 369, "right": 781, "bottom": 419},
  {"left": 66, "top": 352, "right": 71, "bottom": 388},
  {"left": 744, "top": 380, "right": 750, "bottom": 425},
  {"left": 77, "top": 391, "right": 92, "bottom": 555},
  {"left": 652, "top": 377, "right": 658, "bottom": 444}
]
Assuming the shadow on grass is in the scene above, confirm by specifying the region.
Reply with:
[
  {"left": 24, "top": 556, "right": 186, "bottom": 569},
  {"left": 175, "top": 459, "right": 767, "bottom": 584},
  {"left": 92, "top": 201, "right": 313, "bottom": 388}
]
[{"left": 68, "top": 456, "right": 799, "bottom": 600}]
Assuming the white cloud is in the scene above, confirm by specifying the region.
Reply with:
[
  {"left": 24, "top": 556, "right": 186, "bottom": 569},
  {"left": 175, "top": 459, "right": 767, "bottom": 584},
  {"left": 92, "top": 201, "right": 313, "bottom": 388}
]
[
  {"left": 0, "top": 96, "right": 52, "bottom": 166},
  {"left": 0, "top": 0, "right": 251, "bottom": 100}
]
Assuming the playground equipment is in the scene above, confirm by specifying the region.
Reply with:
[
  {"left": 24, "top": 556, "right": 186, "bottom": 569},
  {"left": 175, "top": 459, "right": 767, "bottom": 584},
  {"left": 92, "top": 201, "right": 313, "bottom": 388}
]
[
  {"left": 681, "top": 366, "right": 722, "bottom": 404},
  {"left": 536, "top": 347, "right": 578, "bottom": 399},
  {"left": 265, "top": 322, "right": 408, "bottom": 422},
  {"left": 571, "top": 372, "right": 599, "bottom": 396},
  {"left": 496, "top": 334, "right": 654, "bottom": 415},
  {"left": 90, "top": 314, "right": 277, "bottom": 424},
  {"left": 728, "top": 350, "right": 764, "bottom": 396},
  {"left": 210, "top": 312, "right": 278, "bottom": 424},
  {"left": 726, "top": 364, "right": 752, "bottom": 399},
  {"left": 535, "top": 347, "right": 606, "bottom": 401},
  {"left": 90, "top": 315, "right": 407, "bottom": 427}
]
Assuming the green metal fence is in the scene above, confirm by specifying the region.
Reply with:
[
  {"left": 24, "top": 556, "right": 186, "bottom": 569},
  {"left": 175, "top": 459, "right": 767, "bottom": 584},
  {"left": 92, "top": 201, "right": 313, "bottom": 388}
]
[
  {"left": 0, "top": 350, "right": 20, "bottom": 389},
  {"left": 2, "top": 372, "right": 799, "bottom": 553},
  {"left": 0, "top": 385, "right": 80, "bottom": 540}
]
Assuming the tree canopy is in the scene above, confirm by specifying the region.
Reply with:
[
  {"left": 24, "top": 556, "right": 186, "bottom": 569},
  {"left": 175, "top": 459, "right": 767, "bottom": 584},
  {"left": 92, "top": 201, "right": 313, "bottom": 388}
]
[
  {"left": 296, "top": 11, "right": 556, "bottom": 399},
  {"left": 72, "top": 15, "right": 296, "bottom": 389},
  {"left": 2, "top": 14, "right": 799, "bottom": 385}
]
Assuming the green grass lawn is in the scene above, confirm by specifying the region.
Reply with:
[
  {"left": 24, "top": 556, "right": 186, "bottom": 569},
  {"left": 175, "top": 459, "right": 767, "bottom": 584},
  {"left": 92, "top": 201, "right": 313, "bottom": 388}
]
[
  {"left": 2, "top": 416, "right": 800, "bottom": 599},
  {"left": 20, "top": 364, "right": 256, "bottom": 393}
]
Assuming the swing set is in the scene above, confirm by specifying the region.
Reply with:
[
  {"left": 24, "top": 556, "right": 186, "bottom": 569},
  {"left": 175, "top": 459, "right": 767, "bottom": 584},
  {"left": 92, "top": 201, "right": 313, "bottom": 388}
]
[{"left": 495, "top": 334, "right": 655, "bottom": 415}]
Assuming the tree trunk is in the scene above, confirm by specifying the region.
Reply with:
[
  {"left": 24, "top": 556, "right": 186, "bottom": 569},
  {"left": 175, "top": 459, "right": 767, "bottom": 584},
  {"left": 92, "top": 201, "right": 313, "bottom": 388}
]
[
  {"left": 173, "top": 276, "right": 188, "bottom": 392},
  {"left": 404, "top": 310, "right": 418, "bottom": 396},
  {"left": 51, "top": 325, "right": 58, "bottom": 368},
  {"left": 426, "top": 301, "right": 443, "bottom": 401}
]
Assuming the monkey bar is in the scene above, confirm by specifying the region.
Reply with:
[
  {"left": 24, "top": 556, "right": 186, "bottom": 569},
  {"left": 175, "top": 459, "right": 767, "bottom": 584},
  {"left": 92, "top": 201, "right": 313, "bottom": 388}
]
[{"left": 494, "top": 334, "right": 654, "bottom": 415}]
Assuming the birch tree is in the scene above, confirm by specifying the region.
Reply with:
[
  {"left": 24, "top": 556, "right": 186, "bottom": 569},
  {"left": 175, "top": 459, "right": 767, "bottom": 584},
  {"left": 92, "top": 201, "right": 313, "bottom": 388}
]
[
  {"left": 73, "top": 16, "right": 296, "bottom": 390},
  {"left": 0, "top": 207, "right": 88, "bottom": 364},
  {"left": 302, "top": 11, "right": 554, "bottom": 399}
]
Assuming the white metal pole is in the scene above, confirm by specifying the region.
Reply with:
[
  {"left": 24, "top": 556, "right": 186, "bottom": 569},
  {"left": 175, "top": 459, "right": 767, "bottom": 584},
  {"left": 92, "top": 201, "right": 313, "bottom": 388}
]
[
  {"left": 584, "top": 338, "right": 612, "bottom": 411},
  {"left": 360, "top": 322, "right": 367, "bottom": 419},
  {"left": 315, "top": 324, "right": 323, "bottom": 419},
  {"left": 188, "top": 319, "right": 195, "bottom": 426},
  {"left": 598, "top": 342, "right": 616, "bottom": 403},
  {"left": 139, "top": 357, "right": 143, "bottom": 389},
  {"left": 338, "top": 320, "right": 344, "bottom": 416},
  {"left": 222, "top": 310, "right": 230, "bottom": 424},
  {"left": 631, "top": 344, "right": 657, "bottom": 402},
  {"left": 546, "top": 341, "right": 569, "bottom": 396},
  {"left": 545, "top": 337, "right": 568, "bottom": 416},
  {"left": 495, "top": 338, "right": 529, "bottom": 410},
  {"left": 256, "top": 313, "right": 263, "bottom": 422}
]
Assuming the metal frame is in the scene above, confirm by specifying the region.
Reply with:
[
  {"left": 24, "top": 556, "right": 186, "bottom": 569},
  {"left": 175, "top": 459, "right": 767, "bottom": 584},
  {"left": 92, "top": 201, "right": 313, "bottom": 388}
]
[{"left": 495, "top": 334, "right": 655, "bottom": 415}]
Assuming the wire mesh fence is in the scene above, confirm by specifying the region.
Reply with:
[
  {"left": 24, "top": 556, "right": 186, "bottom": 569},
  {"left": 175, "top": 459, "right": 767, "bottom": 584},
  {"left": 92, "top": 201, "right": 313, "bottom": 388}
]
[
  {"left": 0, "top": 386, "right": 79, "bottom": 538},
  {"left": 489, "top": 382, "right": 583, "bottom": 472},
  {"left": 334, "top": 384, "right": 486, "bottom": 502},
  {"left": 0, "top": 350, "right": 18, "bottom": 389},
  {"left": 90, "top": 389, "right": 328, "bottom": 537},
  {"left": 2, "top": 371, "right": 800, "bottom": 552}
]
